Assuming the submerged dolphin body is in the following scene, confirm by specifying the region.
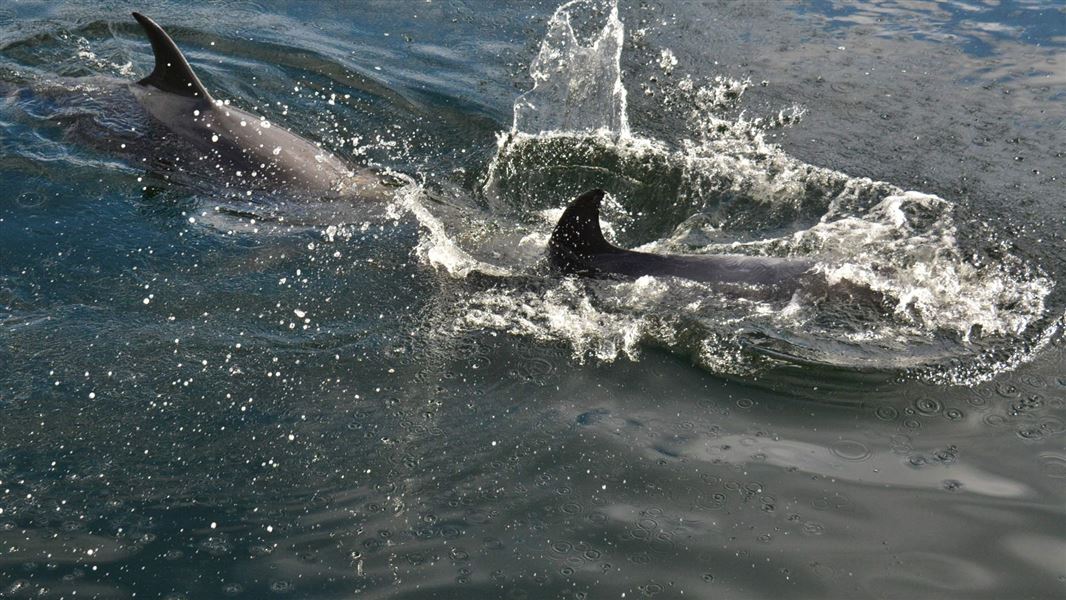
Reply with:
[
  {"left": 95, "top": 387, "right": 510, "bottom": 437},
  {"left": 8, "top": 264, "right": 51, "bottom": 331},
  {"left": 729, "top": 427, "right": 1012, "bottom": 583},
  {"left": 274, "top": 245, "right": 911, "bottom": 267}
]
[
  {"left": 548, "top": 189, "right": 816, "bottom": 292},
  {"left": 126, "top": 12, "right": 388, "bottom": 200}
]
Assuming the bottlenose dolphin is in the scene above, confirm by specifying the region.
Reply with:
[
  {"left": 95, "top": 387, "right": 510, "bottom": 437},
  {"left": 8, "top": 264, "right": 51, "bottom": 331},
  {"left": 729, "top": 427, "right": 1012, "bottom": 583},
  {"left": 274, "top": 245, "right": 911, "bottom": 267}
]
[
  {"left": 548, "top": 189, "right": 816, "bottom": 291},
  {"left": 126, "top": 12, "right": 388, "bottom": 200}
]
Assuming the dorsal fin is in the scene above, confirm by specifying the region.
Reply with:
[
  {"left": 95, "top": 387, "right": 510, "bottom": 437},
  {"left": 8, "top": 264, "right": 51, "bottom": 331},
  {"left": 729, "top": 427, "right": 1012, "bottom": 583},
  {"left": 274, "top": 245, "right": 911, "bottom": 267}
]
[
  {"left": 548, "top": 189, "right": 623, "bottom": 258},
  {"left": 132, "top": 12, "right": 212, "bottom": 100}
]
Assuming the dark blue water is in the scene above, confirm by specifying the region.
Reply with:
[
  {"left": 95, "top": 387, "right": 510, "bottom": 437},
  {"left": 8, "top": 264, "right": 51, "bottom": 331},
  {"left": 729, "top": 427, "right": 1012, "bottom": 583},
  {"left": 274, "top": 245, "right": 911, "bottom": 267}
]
[{"left": 2, "top": 1, "right": 1065, "bottom": 598}]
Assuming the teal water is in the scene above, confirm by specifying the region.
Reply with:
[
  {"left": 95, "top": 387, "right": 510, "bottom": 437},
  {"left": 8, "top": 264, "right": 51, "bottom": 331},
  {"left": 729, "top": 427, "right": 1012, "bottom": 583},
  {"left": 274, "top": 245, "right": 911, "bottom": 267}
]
[{"left": 2, "top": 1, "right": 1065, "bottom": 598}]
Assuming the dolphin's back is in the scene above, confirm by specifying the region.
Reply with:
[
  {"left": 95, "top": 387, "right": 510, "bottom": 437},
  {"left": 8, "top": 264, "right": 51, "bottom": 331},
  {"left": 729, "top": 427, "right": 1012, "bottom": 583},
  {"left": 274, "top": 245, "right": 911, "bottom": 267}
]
[
  {"left": 127, "top": 13, "right": 387, "bottom": 200},
  {"left": 590, "top": 251, "right": 815, "bottom": 286},
  {"left": 548, "top": 189, "right": 815, "bottom": 289},
  {"left": 130, "top": 85, "right": 354, "bottom": 194}
]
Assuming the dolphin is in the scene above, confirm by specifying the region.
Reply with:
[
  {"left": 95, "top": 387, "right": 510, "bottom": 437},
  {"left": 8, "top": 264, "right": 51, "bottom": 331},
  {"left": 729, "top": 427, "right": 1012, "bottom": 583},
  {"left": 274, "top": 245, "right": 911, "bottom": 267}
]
[
  {"left": 547, "top": 189, "right": 816, "bottom": 292},
  {"left": 124, "top": 12, "right": 388, "bottom": 200}
]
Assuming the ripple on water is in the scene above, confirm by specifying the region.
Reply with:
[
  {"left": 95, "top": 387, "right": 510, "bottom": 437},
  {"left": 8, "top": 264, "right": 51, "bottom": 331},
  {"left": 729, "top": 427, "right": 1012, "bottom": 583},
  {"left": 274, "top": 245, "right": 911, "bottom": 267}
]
[
  {"left": 1020, "top": 374, "right": 1047, "bottom": 388},
  {"left": 874, "top": 404, "right": 899, "bottom": 421},
  {"left": 803, "top": 520, "right": 826, "bottom": 535},
  {"left": 270, "top": 579, "right": 293, "bottom": 594},
  {"left": 996, "top": 382, "right": 1022, "bottom": 398},
  {"left": 914, "top": 397, "right": 943, "bottom": 416},
  {"left": 1042, "top": 417, "right": 1066, "bottom": 434},
  {"left": 830, "top": 439, "right": 872, "bottom": 461},
  {"left": 967, "top": 392, "right": 990, "bottom": 408},
  {"left": 1037, "top": 454, "right": 1066, "bottom": 479},
  {"left": 16, "top": 190, "right": 46, "bottom": 208},
  {"left": 983, "top": 414, "right": 1009, "bottom": 427}
]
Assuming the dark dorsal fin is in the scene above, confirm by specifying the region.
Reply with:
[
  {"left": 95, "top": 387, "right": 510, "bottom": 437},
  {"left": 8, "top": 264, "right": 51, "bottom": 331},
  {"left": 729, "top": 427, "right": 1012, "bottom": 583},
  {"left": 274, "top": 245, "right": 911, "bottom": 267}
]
[
  {"left": 548, "top": 189, "right": 623, "bottom": 258},
  {"left": 132, "top": 12, "right": 212, "bottom": 100}
]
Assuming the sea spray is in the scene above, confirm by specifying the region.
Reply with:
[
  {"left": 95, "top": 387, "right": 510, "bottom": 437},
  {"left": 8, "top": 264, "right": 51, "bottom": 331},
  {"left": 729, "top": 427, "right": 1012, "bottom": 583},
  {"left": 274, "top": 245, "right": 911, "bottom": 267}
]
[
  {"left": 512, "top": 0, "right": 629, "bottom": 137},
  {"left": 405, "top": 0, "right": 1055, "bottom": 383}
]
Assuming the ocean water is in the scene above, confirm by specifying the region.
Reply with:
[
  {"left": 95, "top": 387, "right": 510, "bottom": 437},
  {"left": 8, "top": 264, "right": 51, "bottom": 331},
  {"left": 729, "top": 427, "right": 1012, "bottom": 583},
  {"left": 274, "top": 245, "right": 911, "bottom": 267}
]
[{"left": 1, "top": 1, "right": 1065, "bottom": 598}]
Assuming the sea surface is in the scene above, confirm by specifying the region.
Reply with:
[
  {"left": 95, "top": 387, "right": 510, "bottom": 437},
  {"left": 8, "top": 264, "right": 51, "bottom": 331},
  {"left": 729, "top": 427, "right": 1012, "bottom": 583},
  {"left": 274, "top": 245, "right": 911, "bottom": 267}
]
[{"left": 1, "top": 1, "right": 1065, "bottom": 598}]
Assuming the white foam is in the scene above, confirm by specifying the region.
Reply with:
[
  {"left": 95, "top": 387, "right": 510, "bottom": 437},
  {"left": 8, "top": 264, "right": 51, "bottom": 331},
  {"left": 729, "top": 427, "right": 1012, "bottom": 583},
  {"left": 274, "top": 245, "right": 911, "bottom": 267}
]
[{"left": 398, "top": 185, "right": 512, "bottom": 278}]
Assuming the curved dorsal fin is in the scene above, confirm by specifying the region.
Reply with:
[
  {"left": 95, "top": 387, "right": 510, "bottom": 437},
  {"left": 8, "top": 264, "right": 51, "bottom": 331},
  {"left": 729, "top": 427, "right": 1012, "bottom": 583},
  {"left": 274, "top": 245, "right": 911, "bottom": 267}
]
[
  {"left": 548, "top": 189, "right": 623, "bottom": 257},
  {"left": 132, "top": 12, "right": 212, "bottom": 100}
]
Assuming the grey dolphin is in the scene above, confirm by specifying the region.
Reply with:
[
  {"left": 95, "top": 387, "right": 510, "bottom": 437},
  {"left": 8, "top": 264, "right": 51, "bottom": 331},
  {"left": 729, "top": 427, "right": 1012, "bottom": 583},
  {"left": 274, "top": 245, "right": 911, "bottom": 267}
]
[
  {"left": 548, "top": 189, "right": 816, "bottom": 291},
  {"left": 128, "top": 12, "right": 388, "bottom": 200}
]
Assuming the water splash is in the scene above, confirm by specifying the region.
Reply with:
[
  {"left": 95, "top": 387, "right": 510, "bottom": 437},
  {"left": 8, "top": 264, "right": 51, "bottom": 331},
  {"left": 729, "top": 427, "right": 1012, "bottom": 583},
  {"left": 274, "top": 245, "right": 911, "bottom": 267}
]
[
  {"left": 75, "top": 36, "right": 135, "bottom": 77},
  {"left": 512, "top": 0, "right": 629, "bottom": 137},
  {"left": 407, "top": 0, "right": 1056, "bottom": 384}
]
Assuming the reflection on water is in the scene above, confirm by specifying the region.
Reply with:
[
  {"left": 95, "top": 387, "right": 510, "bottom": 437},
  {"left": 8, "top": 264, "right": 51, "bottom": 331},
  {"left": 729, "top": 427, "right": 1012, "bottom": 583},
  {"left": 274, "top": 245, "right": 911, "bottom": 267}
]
[
  {"left": 799, "top": 0, "right": 1066, "bottom": 58},
  {"left": 1, "top": 1, "right": 1064, "bottom": 599}
]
